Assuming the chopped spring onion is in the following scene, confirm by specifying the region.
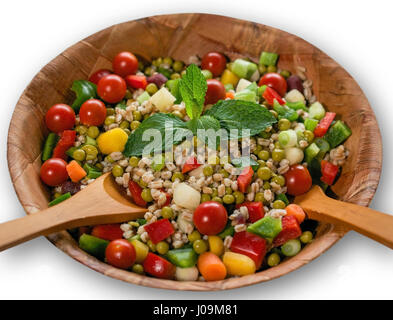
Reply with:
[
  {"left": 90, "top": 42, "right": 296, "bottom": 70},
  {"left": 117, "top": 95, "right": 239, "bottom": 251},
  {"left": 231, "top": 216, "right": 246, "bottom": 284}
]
[
  {"left": 259, "top": 51, "right": 278, "bottom": 66},
  {"left": 281, "top": 239, "right": 301, "bottom": 257},
  {"left": 304, "top": 118, "right": 319, "bottom": 131},
  {"left": 285, "top": 147, "right": 304, "bottom": 165},
  {"left": 278, "top": 129, "right": 297, "bottom": 148},
  {"left": 305, "top": 143, "right": 320, "bottom": 163},
  {"left": 232, "top": 59, "right": 258, "bottom": 79},
  {"left": 137, "top": 91, "right": 150, "bottom": 105},
  {"left": 308, "top": 102, "right": 326, "bottom": 120}
]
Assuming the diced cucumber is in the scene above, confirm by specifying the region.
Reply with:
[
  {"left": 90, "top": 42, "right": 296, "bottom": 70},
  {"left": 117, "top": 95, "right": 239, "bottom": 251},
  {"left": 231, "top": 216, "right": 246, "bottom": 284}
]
[
  {"left": 314, "top": 138, "right": 330, "bottom": 160},
  {"left": 304, "top": 118, "right": 319, "bottom": 131},
  {"left": 324, "top": 120, "right": 352, "bottom": 148},
  {"left": 137, "top": 91, "right": 150, "bottom": 105},
  {"left": 247, "top": 216, "right": 282, "bottom": 239},
  {"left": 259, "top": 51, "right": 278, "bottom": 66},
  {"left": 224, "top": 83, "right": 234, "bottom": 91},
  {"left": 84, "top": 136, "right": 97, "bottom": 146},
  {"left": 48, "top": 192, "right": 71, "bottom": 207},
  {"left": 309, "top": 102, "right": 326, "bottom": 120},
  {"left": 232, "top": 59, "right": 258, "bottom": 79},
  {"left": 305, "top": 143, "right": 320, "bottom": 163},
  {"left": 79, "top": 234, "right": 109, "bottom": 260}
]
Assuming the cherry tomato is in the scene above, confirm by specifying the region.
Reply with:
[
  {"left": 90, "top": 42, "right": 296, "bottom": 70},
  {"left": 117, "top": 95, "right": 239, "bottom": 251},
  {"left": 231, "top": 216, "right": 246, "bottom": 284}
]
[
  {"left": 40, "top": 158, "right": 68, "bottom": 186},
  {"left": 105, "top": 239, "right": 136, "bottom": 269},
  {"left": 97, "top": 74, "right": 127, "bottom": 104},
  {"left": 112, "top": 51, "right": 138, "bottom": 77},
  {"left": 205, "top": 79, "right": 226, "bottom": 105},
  {"left": 201, "top": 52, "right": 227, "bottom": 77},
  {"left": 79, "top": 99, "right": 107, "bottom": 126},
  {"left": 45, "top": 104, "right": 76, "bottom": 133},
  {"left": 193, "top": 201, "right": 228, "bottom": 235},
  {"left": 258, "top": 73, "right": 287, "bottom": 97},
  {"left": 284, "top": 164, "right": 312, "bottom": 196},
  {"left": 88, "top": 69, "right": 112, "bottom": 85}
]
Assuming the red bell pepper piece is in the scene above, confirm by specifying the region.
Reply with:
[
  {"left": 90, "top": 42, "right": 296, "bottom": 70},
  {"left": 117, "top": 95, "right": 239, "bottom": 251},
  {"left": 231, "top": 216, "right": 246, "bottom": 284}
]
[
  {"left": 128, "top": 180, "right": 147, "bottom": 207},
  {"left": 91, "top": 224, "right": 123, "bottom": 241},
  {"left": 143, "top": 252, "right": 175, "bottom": 279},
  {"left": 237, "top": 166, "right": 254, "bottom": 193},
  {"left": 143, "top": 218, "right": 175, "bottom": 244},
  {"left": 230, "top": 231, "right": 267, "bottom": 269},
  {"left": 262, "top": 86, "right": 285, "bottom": 106},
  {"left": 313, "top": 112, "right": 336, "bottom": 137},
  {"left": 52, "top": 130, "right": 76, "bottom": 160},
  {"left": 182, "top": 156, "right": 202, "bottom": 174},
  {"left": 320, "top": 160, "right": 339, "bottom": 185},
  {"left": 236, "top": 202, "right": 265, "bottom": 223},
  {"left": 273, "top": 215, "right": 302, "bottom": 247},
  {"left": 162, "top": 191, "right": 172, "bottom": 207},
  {"left": 125, "top": 75, "right": 147, "bottom": 90}
]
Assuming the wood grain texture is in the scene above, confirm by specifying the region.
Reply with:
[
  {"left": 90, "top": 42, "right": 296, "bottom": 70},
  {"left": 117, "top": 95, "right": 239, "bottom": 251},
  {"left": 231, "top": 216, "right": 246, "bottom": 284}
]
[{"left": 6, "top": 13, "right": 382, "bottom": 290}]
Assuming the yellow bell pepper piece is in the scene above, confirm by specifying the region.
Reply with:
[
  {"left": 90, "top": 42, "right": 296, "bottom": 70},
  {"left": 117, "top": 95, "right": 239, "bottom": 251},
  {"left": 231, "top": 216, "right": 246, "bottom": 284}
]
[
  {"left": 208, "top": 235, "right": 224, "bottom": 256},
  {"left": 220, "top": 69, "right": 239, "bottom": 87},
  {"left": 130, "top": 239, "right": 149, "bottom": 263},
  {"left": 97, "top": 128, "right": 128, "bottom": 154},
  {"left": 223, "top": 252, "right": 256, "bottom": 276}
]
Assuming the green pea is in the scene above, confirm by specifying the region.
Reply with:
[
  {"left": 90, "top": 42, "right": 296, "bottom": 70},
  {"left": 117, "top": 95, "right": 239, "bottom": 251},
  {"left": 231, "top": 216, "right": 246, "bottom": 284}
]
[
  {"left": 270, "top": 110, "right": 278, "bottom": 118},
  {"left": 278, "top": 118, "right": 291, "bottom": 131},
  {"left": 171, "top": 172, "right": 184, "bottom": 182},
  {"left": 138, "top": 179, "right": 148, "bottom": 188},
  {"left": 253, "top": 145, "right": 263, "bottom": 155},
  {"left": 87, "top": 126, "right": 100, "bottom": 138},
  {"left": 147, "top": 240, "right": 156, "bottom": 252},
  {"left": 129, "top": 156, "right": 140, "bottom": 167},
  {"left": 259, "top": 131, "right": 272, "bottom": 139},
  {"left": 170, "top": 73, "right": 181, "bottom": 80},
  {"left": 257, "top": 167, "right": 271, "bottom": 180},
  {"left": 173, "top": 60, "right": 184, "bottom": 73},
  {"left": 95, "top": 163, "right": 104, "bottom": 171},
  {"left": 258, "top": 64, "right": 267, "bottom": 74},
  {"left": 82, "top": 145, "right": 98, "bottom": 160},
  {"left": 106, "top": 108, "right": 115, "bottom": 116},
  {"left": 131, "top": 121, "right": 141, "bottom": 130},
  {"left": 219, "top": 169, "right": 229, "bottom": 178},
  {"left": 153, "top": 57, "right": 163, "bottom": 67},
  {"left": 75, "top": 125, "right": 88, "bottom": 135},
  {"left": 272, "top": 200, "right": 286, "bottom": 209},
  {"left": 112, "top": 165, "right": 124, "bottom": 177},
  {"left": 303, "top": 130, "right": 315, "bottom": 143},
  {"left": 104, "top": 115, "right": 115, "bottom": 126},
  {"left": 272, "top": 149, "right": 285, "bottom": 162},
  {"left": 267, "top": 65, "right": 277, "bottom": 73},
  {"left": 233, "top": 191, "right": 245, "bottom": 204},
  {"left": 257, "top": 160, "right": 266, "bottom": 167},
  {"left": 263, "top": 181, "right": 271, "bottom": 190},
  {"left": 225, "top": 187, "right": 233, "bottom": 195},
  {"left": 258, "top": 150, "right": 270, "bottom": 161},
  {"left": 156, "top": 241, "right": 169, "bottom": 255},
  {"left": 267, "top": 253, "right": 281, "bottom": 267},
  {"left": 188, "top": 230, "right": 201, "bottom": 243},
  {"left": 203, "top": 165, "right": 214, "bottom": 176},
  {"left": 280, "top": 70, "right": 291, "bottom": 79},
  {"left": 193, "top": 239, "right": 208, "bottom": 254},
  {"left": 161, "top": 206, "right": 173, "bottom": 219},
  {"left": 271, "top": 175, "right": 285, "bottom": 186},
  {"left": 105, "top": 155, "right": 114, "bottom": 163},
  {"left": 201, "top": 194, "right": 211, "bottom": 203},
  {"left": 172, "top": 110, "right": 184, "bottom": 119},
  {"left": 143, "top": 114, "right": 150, "bottom": 121},
  {"left": 141, "top": 188, "right": 153, "bottom": 202},
  {"left": 300, "top": 231, "right": 313, "bottom": 244},
  {"left": 223, "top": 194, "right": 235, "bottom": 204},
  {"left": 132, "top": 264, "right": 144, "bottom": 274},
  {"left": 211, "top": 188, "right": 218, "bottom": 198},
  {"left": 120, "top": 120, "right": 130, "bottom": 129},
  {"left": 123, "top": 128, "right": 131, "bottom": 135},
  {"left": 72, "top": 149, "right": 86, "bottom": 161},
  {"left": 125, "top": 89, "right": 133, "bottom": 99},
  {"left": 144, "top": 66, "right": 154, "bottom": 76},
  {"left": 201, "top": 69, "right": 213, "bottom": 79},
  {"left": 132, "top": 110, "right": 142, "bottom": 121},
  {"left": 255, "top": 192, "right": 264, "bottom": 203},
  {"left": 146, "top": 83, "right": 158, "bottom": 95},
  {"left": 212, "top": 196, "right": 223, "bottom": 204},
  {"left": 163, "top": 57, "right": 173, "bottom": 66}
]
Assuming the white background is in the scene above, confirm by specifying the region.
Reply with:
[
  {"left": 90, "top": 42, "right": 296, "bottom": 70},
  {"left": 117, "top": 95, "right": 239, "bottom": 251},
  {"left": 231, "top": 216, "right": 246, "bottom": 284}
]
[{"left": 0, "top": 0, "right": 392, "bottom": 300}]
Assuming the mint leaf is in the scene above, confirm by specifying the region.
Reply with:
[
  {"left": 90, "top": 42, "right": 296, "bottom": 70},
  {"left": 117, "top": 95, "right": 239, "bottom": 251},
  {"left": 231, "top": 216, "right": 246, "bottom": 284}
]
[
  {"left": 179, "top": 64, "right": 207, "bottom": 120},
  {"left": 71, "top": 80, "right": 97, "bottom": 111},
  {"left": 123, "top": 113, "right": 190, "bottom": 157},
  {"left": 231, "top": 156, "right": 259, "bottom": 171},
  {"left": 205, "top": 100, "right": 277, "bottom": 139},
  {"left": 187, "top": 115, "right": 221, "bottom": 148}
]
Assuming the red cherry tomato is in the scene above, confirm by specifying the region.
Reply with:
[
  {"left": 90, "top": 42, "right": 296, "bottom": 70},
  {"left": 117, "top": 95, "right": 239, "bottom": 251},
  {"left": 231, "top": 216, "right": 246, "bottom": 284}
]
[
  {"left": 112, "top": 51, "right": 138, "bottom": 77},
  {"left": 258, "top": 73, "right": 287, "bottom": 97},
  {"left": 45, "top": 104, "right": 76, "bottom": 133},
  {"left": 125, "top": 75, "right": 147, "bottom": 90},
  {"left": 284, "top": 164, "right": 312, "bottom": 196},
  {"left": 40, "top": 158, "right": 68, "bottom": 186},
  {"left": 201, "top": 52, "right": 227, "bottom": 77},
  {"left": 193, "top": 201, "right": 228, "bottom": 235},
  {"left": 105, "top": 239, "right": 136, "bottom": 269},
  {"left": 205, "top": 79, "right": 226, "bottom": 105},
  {"left": 79, "top": 99, "right": 107, "bottom": 126},
  {"left": 97, "top": 74, "right": 127, "bottom": 104},
  {"left": 88, "top": 69, "right": 112, "bottom": 85}
]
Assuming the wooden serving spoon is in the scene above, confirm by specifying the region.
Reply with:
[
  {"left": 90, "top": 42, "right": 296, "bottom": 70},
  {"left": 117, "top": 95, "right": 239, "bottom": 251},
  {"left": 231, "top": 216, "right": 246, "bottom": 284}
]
[
  {"left": 0, "top": 173, "right": 147, "bottom": 252},
  {"left": 295, "top": 186, "right": 393, "bottom": 249}
]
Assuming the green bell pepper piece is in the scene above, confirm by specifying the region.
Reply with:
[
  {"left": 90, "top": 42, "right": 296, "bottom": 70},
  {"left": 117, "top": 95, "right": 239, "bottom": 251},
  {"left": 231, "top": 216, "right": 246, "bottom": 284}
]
[
  {"left": 276, "top": 193, "right": 289, "bottom": 206},
  {"left": 79, "top": 234, "right": 109, "bottom": 260},
  {"left": 166, "top": 248, "right": 198, "bottom": 268},
  {"left": 259, "top": 52, "right": 279, "bottom": 66},
  {"left": 247, "top": 216, "right": 282, "bottom": 239},
  {"left": 71, "top": 80, "right": 97, "bottom": 111},
  {"left": 48, "top": 192, "right": 71, "bottom": 207},
  {"left": 324, "top": 120, "right": 352, "bottom": 148},
  {"left": 42, "top": 133, "right": 59, "bottom": 161}
]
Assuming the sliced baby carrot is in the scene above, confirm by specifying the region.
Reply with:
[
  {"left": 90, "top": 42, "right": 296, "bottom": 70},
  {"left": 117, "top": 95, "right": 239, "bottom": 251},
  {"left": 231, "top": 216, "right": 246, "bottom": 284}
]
[
  {"left": 197, "top": 252, "right": 227, "bottom": 281},
  {"left": 285, "top": 204, "right": 306, "bottom": 224},
  {"left": 225, "top": 91, "right": 235, "bottom": 99},
  {"left": 66, "top": 160, "right": 87, "bottom": 182}
]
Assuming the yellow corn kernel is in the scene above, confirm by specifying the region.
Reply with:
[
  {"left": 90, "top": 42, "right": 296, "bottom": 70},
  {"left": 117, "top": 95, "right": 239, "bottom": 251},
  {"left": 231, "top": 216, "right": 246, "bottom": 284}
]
[
  {"left": 130, "top": 239, "right": 149, "bottom": 263},
  {"left": 208, "top": 235, "right": 224, "bottom": 256},
  {"left": 223, "top": 252, "right": 256, "bottom": 276},
  {"left": 220, "top": 69, "right": 239, "bottom": 87},
  {"left": 97, "top": 128, "right": 128, "bottom": 154}
]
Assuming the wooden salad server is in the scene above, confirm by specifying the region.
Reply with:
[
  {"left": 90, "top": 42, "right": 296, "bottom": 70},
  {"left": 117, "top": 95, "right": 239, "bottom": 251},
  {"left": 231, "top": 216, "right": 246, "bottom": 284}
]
[
  {"left": 295, "top": 186, "right": 393, "bottom": 249},
  {"left": 0, "top": 173, "right": 147, "bottom": 252}
]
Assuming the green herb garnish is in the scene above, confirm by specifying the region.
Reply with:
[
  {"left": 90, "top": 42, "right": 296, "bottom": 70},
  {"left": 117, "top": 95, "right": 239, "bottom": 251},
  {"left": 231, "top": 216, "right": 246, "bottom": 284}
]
[{"left": 71, "top": 80, "right": 97, "bottom": 111}]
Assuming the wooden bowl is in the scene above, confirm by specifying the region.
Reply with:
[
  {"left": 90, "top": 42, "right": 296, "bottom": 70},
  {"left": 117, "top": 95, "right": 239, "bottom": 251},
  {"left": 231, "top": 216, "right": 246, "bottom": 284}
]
[{"left": 7, "top": 13, "right": 382, "bottom": 290}]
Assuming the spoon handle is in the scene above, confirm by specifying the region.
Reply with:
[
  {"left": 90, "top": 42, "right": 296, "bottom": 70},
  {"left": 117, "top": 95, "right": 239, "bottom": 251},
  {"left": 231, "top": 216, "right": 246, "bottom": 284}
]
[{"left": 296, "top": 186, "right": 393, "bottom": 249}]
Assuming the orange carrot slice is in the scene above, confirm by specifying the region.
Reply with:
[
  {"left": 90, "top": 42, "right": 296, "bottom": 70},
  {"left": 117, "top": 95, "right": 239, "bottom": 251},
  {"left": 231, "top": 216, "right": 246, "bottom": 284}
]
[
  {"left": 66, "top": 160, "right": 87, "bottom": 182},
  {"left": 197, "top": 252, "right": 227, "bottom": 281},
  {"left": 285, "top": 204, "right": 306, "bottom": 224}
]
